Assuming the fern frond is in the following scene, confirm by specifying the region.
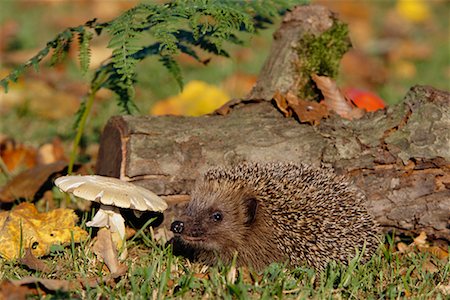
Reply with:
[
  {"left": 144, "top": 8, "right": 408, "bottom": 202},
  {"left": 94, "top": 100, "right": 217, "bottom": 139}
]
[
  {"left": 0, "top": 19, "right": 102, "bottom": 91},
  {"left": 78, "top": 29, "right": 94, "bottom": 74},
  {"left": 160, "top": 55, "right": 183, "bottom": 90}
]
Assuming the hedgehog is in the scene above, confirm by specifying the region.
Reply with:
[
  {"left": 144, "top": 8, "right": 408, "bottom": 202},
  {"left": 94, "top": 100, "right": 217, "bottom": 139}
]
[{"left": 170, "top": 162, "right": 380, "bottom": 271}]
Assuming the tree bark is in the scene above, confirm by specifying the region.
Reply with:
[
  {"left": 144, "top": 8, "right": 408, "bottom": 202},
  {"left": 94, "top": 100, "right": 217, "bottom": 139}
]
[
  {"left": 247, "top": 5, "right": 338, "bottom": 101},
  {"left": 96, "top": 5, "right": 450, "bottom": 241}
]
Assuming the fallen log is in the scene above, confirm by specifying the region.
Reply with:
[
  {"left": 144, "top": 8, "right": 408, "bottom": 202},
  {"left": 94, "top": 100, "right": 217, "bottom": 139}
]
[
  {"left": 96, "top": 85, "right": 450, "bottom": 240},
  {"left": 96, "top": 5, "right": 450, "bottom": 240}
]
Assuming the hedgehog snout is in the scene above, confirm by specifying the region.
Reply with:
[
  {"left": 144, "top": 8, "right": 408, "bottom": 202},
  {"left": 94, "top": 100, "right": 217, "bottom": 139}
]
[{"left": 171, "top": 220, "right": 184, "bottom": 233}]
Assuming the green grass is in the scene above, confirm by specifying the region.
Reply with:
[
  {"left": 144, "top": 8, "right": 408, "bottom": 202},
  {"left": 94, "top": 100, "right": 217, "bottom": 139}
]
[{"left": 1, "top": 230, "right": 448, "bottom": 299}]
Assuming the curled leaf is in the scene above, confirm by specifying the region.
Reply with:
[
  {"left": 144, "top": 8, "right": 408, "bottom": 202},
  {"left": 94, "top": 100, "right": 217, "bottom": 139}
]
[
  {"left": 92, "top": 228, "right": 128, "bottom": 278},
  {"left": 312, "top": 74, "right": 364, "bottom": 120},
  {"left": 273, "top": 91, "right": 328, "bottom": 124}
]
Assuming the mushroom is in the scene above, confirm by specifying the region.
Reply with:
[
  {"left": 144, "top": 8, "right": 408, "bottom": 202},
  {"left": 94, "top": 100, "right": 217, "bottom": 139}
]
[{"left": 54, "top": 175, "right": 168, "bottom": 241}]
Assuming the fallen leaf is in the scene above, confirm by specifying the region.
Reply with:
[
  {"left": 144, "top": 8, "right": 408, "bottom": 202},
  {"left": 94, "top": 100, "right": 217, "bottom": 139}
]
[
  {"left": 0, "top": 203, "right": 88, "bottom": 260},
  {"left": 0, "top": 138, "right": 37, "bottom": 172},
  {"left": 397, "top": 242, "right": 409, "bottom": 253},
  {"left": 125, "top": 227, "right": 137, "bottom": 240},
  {"left": 12, "top": 277, "right": 77, "bottom": 292},
  {"left": 150, "top": 80, "right": 230, "bottom": 116},
  {"left": 36, "top": 138, "right": 67, "bottom": 165},
  {"left": 19, "top": 248, "right": 51, "bottom": 273},
  {"left": 92, "top": 228, "right": 128, "bottom": 278},
  {"left": 343, "top": 88, "right": 386, "bottom": 112},
  {"left": 214, "top": 98, "right": 244, "bottom": 116},
  {"left": 396, "top": 0, "right": 431, "bottom": 23},
  {"left": 273, "top": 91, "right": 292, "bottom": 117},
  {"left": 193, "top": 273, "right": 209, "bottom": 280},
  {"left": 284, "top": 92, "right": 329, "bottom": 125},
  {"left": 418, "top": 245, "right": 449, "bottom": 260},
  {"left": 397, "top": 232, "right": 448, "bottom": 260},
  {"left": 312, "top": 74, "right": 364, "bottom": 120},
  {"left": 0, "top": 161, "right": 68, "bottom": 202},
  {"left": 421, "top": 260, "right": 439, "bottom": 274},
  {"left": 413, "top": 231, "right": 427, "bottom": 246},
  {"left": 0, "top": 280, "right": 36, "bottom": 300}
]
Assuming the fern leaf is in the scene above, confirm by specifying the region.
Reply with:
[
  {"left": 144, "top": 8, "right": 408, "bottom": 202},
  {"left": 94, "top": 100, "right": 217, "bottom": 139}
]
[
  {"left": 78, "top": 29, "right": 93, "bottom": 75},
  {"left": 49, "top": 31, "right": 73, "bottom": 66},
  {"left": 160, "top": 55, "right": 183, "bottom": 90}
]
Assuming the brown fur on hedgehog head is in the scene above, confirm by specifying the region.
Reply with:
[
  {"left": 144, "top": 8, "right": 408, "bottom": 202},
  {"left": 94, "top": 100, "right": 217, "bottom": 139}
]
[{"left": 171, "top": 179, "right": 283, "bottom": 269}]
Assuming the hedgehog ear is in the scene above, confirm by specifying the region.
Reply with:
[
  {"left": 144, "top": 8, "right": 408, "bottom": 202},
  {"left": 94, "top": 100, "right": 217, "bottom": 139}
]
[{"left": 244, "top": 197, "right": 259, "bottom": 225}]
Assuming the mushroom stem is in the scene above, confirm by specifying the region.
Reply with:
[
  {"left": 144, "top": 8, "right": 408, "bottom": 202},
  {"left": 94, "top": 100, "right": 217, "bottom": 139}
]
[{"left": 86, "top": 205, "right": 126, "bottom": 240}]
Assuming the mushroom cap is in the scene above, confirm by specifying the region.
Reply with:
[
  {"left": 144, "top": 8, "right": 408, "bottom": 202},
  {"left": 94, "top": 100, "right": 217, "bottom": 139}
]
[{"left": 55, "top": 175, "right": 168, "bottom": 212}]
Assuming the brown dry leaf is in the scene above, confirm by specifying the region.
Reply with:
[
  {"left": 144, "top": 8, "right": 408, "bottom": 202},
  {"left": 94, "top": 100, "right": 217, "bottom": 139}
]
[
  {"left": 312, "top": 74, "right": 364, "bottom": 120},
  {"left": 19, "top": 248, "right": 51, "bottom": 273},
  {"left": 0, "top": 138, "right": 37, "bottom": 172},
  {"left": 12, "top": 277, "right": 79, "bottom": 292},
  {"left": 193, "top": 273, "right": 209, "bottom": 280},
  {"left": 413, "top": 231, "right": 427, "bottom": 246},
  {"left": 0, "top": 280, "right": 36, "bottom": 300},
  {"left": 272, "top": 91, "right": 292, "bottom": 117},
  {"left": 0, "top": 161, "right": 67, "bottom": 202},
  {"left": 214, "top": 98, "right": 243, "bottom": 116},
  {"left": 92, "top": 228, "right": 128, "bottom": 278},
  {"left": 125, "top": 227, "right": 136, "bottom": 240},
  {"left": 0, "top": 202, "right": 88, "bottom": 260},
  {"left": 284, "top": 92, "right": 329, "bottom": 125},
  {"left": 399, "top": 232, "right": 448, "bottom": 260},
  {"left": 418, "top": 245, "right": 449, "bottom": 260},
  {"left": 37, "top": 138, "right": 67, "bottom": 165},
  {"left": 421, "top": 260, "right": 439, "bottom": 274},
  {"left": 397, "top": 242, "right": 409, "bottom": 253}
]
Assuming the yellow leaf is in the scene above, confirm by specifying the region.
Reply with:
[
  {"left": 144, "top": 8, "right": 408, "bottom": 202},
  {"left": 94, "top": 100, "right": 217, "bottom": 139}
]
[
  {"left": 0, "top": 203, "right": 88, "bottom": 260},
  {"left": 396, "top": 0, "right": 430, "bottom": 23},
  {"left": 150, "top": 80, "right": 230, "bottom": 116}
]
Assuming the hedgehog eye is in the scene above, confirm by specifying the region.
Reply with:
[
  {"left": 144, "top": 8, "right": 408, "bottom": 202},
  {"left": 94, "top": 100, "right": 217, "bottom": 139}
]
[{"left": 212, "top": 211, "right": 223, "bottom": 222}]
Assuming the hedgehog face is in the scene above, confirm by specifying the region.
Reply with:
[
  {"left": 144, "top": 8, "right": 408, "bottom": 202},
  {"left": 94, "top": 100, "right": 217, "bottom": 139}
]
[{"left": 171, "top": 180, "right": 259, "bottom": 252}]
